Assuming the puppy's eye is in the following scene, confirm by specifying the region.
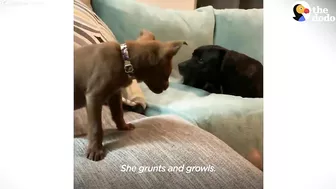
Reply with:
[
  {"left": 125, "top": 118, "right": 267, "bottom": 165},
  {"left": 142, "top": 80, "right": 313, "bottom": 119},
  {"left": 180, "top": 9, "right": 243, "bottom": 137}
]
[{"left": 198, "top": 58, "right": 204, "bottom": 64}]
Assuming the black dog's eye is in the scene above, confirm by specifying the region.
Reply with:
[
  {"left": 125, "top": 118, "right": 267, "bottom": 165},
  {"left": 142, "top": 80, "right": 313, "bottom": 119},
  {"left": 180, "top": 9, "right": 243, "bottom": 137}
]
[{"left": 198, "top": 58, "right": 204, "bottom": 64}]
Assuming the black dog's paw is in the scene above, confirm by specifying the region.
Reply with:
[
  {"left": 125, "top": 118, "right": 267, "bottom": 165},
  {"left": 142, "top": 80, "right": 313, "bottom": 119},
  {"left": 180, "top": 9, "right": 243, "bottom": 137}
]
[
  {"left": 132, "top": 104, "right": 146, "bottom": 115},
  {"left": 123, "top": 104, "right": 146, "bottom": 115},
  {"left": 203, "top": 83, "right": 222, "bottom": 94}
]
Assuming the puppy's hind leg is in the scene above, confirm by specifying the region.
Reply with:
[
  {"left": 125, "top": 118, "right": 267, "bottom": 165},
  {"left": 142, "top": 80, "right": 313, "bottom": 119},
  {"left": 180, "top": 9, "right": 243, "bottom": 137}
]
[
  {"left": 108, "top": 90, "right": 135, "bottom": 130},
  {"left": 85, "top": 94, "right": 105, "bottom": 161}
]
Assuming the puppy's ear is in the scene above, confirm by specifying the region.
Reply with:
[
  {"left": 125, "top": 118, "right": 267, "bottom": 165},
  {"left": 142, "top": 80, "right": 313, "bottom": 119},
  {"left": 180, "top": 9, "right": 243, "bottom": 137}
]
[
  {"left": 140, "top": 29, "right": 150, "bottom": 35},
  {"left": 162, "top": 41, "right": 188, "bottom": 57},
  {"left": 138, "top": 29, "right": 155, "bottom": 41}
]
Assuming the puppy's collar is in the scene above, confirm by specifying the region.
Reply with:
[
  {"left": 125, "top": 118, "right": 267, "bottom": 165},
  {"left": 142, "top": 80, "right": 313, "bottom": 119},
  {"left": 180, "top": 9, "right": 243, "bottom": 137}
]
[{"left": 120, "top": 43, "right": 134, "bottom": 75}]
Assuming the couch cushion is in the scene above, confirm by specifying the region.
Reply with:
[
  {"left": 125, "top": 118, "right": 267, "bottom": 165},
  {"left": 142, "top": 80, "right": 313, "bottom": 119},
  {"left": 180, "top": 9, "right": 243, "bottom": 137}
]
[
  {"left": 213, "top": 9, "right": 263, "bottom": 64},
  {"left": 92, "top": 0, "right": 215, "bottom": 80},
  {"left": 74, "top": 0, "right": 146, "bottom": 109},
  {"left": 74, "top": 115, "right": 263, "bottom": 189},
  {"left": 141, "top": 84, "right": 263, "bottom": 162}
]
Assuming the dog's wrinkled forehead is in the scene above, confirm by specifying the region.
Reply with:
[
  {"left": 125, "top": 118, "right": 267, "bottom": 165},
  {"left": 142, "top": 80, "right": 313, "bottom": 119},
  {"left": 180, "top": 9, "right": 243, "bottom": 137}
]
[
  {"left": 192, "top": 45, "right": 225, "bottom": 60},
  {"left": 192, "top": 47, "right": 208, "bottom": 57}
]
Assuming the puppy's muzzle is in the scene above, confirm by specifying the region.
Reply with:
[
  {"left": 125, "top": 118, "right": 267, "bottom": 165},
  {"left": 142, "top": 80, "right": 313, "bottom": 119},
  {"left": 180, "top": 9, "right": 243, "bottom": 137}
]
[
  {"left": 148, "top": 81, "right": 169, "bottom": 94},
  {"left": 163, "top": 81, "right": 169, "bottom": 90}
]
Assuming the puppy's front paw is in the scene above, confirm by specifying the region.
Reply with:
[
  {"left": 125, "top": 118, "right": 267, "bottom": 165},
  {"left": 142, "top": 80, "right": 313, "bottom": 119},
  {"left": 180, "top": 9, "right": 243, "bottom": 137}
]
[
  {"left": 117, "top": 123, "right": 135, "bottom": 131},
  {"left": 86, "top": 145, "right": 105, "bottom": 161}
]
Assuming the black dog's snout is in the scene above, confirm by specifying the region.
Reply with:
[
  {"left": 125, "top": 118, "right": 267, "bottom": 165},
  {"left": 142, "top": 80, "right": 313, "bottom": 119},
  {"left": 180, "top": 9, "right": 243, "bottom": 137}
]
[{"left": 178, "top": 61, "right": 189, "bottom": 75}]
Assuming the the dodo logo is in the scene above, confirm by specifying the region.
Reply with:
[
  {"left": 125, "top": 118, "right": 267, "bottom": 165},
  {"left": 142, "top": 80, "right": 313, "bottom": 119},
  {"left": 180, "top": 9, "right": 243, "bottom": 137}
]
[
  {"left": 293, "top": 1, "right": 311, "bottom": 22},
  {"left": 293, "top": 1, "right": 335, "bottom": 22}
]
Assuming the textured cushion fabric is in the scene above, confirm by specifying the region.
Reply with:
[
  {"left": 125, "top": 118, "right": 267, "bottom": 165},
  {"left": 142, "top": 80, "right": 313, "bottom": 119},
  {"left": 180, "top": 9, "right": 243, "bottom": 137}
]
[
  {"left": 74, "top": 0, "right": 146, "bottom": 109},
  {"left": 74, "top": 0, "right": 117, "bottom": 49},
  {"left": 213, "top": 9, "right": 263, "bottom": 64},
  {"left": 74, "top": 115, "right": 263, "bottom": 189},
  {"left": 92, "top": 0, "right": 215, "bottom": 80},
  {"left": 74, "top": 107, "right": 145, "bottom": 137},
  {"left": 140, "top": 82, "right": 210, "bottom": 116}
]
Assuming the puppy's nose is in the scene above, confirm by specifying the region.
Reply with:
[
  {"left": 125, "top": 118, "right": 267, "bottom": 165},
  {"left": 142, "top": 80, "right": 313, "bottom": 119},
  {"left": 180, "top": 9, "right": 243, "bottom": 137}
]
[{"left": 163, "top": 81, "right": 169, "bottom": 90}]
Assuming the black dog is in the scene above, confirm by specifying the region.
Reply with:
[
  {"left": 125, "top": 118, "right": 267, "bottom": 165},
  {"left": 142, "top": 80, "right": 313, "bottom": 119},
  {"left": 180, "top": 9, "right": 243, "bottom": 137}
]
[{"left": 178, "top": 45, "right": 263, "bottom": 98}]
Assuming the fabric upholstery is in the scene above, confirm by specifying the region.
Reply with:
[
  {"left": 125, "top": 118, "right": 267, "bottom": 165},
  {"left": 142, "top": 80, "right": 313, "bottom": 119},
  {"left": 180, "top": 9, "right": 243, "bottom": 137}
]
[
  {"left": 74, "top": 115, "right": 263, "bottom": 189},
  {"left": 74, "top": 0, "right": 146, "bottom": 109},
  {"left": 80, "top": 0, "right": 92, "bottom": 9},
  {"left": 197, "top": 0, "right": 240, "bottom": 9}
]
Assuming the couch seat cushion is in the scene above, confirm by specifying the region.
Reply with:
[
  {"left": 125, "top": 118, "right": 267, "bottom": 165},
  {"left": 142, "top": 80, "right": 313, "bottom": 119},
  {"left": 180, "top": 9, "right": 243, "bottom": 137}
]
[{"left": 74, "top": 115, "right": 262, "bottom": 189}]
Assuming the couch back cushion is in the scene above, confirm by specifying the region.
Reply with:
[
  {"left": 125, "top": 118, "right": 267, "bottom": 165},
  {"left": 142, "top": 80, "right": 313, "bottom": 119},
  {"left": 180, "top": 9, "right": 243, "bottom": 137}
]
[{"left": 213, "top": 9, "right": 263, "bottom": 64}]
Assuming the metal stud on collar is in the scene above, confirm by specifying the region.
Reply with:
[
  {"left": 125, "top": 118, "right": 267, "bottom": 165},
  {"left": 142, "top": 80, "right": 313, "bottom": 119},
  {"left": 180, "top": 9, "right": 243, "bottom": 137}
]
[{"left": 120, "top": 43, "right": 134, "bottom": 74}]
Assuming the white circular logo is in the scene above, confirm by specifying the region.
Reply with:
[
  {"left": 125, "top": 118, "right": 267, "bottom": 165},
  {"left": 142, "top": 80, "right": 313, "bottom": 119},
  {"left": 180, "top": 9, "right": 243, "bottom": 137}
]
[{"left": 293, "top": 1, "right": 311, "bottom": 21}]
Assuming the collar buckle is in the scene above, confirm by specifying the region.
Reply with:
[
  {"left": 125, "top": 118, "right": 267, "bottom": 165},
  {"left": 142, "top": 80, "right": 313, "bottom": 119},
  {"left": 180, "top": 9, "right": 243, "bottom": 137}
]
[{"left": 124, "top": 61, "right": 134, "bottom": 74}]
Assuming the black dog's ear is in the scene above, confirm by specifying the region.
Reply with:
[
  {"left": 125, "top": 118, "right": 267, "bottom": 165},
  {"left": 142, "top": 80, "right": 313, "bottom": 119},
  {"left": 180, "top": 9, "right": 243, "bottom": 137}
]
[
  {"left": 217, "top": 49, "right": 228, "bottom": 71},
  {"left": 219, "top": 49, "right": 227, "bottom": 62}
]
